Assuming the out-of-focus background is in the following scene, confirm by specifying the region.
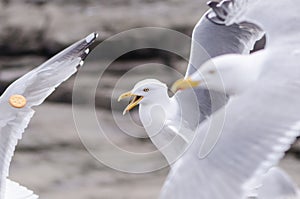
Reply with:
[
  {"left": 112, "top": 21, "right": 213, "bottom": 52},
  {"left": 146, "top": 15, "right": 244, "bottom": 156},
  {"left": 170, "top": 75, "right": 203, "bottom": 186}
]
[{"left": 0, "top": 0, "right": 299, "bottom": 198}]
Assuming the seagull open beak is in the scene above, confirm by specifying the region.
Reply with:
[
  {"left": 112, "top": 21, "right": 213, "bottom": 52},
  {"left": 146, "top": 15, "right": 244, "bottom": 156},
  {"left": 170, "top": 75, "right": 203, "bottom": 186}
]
[
  {"left": 171, "top": 77, "right": 200, "bottom": 93},
  {"left": 118, "top": 91, "right": 144, "bottom": 115}
]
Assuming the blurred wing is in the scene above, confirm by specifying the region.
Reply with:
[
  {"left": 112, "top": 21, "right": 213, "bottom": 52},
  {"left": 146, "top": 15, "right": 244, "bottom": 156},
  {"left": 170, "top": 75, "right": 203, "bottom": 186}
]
[
  {"left": 176, "top": 10, "right": 264, "bottom": 127},
  {"left": 161, "top": 59, "right": 300, "bottom": 199},
  {"left": 0, "top": 32, "right": 98, "bottom": 194}
]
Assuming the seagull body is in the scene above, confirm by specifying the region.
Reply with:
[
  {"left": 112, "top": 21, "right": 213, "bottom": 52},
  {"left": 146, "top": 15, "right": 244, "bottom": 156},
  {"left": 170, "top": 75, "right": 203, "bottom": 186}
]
[{"left": 0, "top": 32, "right": 98, "bottom": 199}]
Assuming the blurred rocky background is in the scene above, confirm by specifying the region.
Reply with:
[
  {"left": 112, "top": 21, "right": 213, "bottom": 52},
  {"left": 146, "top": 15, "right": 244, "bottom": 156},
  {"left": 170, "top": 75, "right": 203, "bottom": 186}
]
[{"left": 0, "top": 0, "right": 299, "bottom": 198}]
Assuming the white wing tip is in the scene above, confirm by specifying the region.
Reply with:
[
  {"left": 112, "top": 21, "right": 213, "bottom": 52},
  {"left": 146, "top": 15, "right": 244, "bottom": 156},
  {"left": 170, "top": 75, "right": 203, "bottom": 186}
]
[
  {"left": 5, "top": 179, "right": 39, "bottom": 199},
  {"left": 80, "top": 60, "right": 84, "bottom": 67},
  {"left": 85, "top": 32, "right": 99, "bottom": 44}
]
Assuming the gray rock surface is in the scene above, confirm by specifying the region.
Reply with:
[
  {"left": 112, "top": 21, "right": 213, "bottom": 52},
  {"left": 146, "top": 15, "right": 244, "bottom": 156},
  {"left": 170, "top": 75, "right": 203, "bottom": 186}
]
[
  {"left": 0, "top": 0, "right": 196, "bottom": 108},
  {"left": 12, "top": 103, "right": 168, "bottom": 199},
  {"left": 0, "top": 0, "right": 204, "bottom": 54},
  {"left": 10, "top": 103, "right": 300, "bottom": 198}
]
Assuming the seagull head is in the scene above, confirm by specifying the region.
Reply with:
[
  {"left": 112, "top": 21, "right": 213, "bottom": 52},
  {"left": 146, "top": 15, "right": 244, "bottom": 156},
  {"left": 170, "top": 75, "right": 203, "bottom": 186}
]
[
  {"left": 172, "top": 54, "right": 258, "bottom": 96},
  {"left": 172, "top": 57, "right": 228, "bottom": 94},
  {"left": 171, "top": 69, "right": 225, "bottom": 95},
  {"left": 118, "top": 79, "right": 169, "bottom": 115}
]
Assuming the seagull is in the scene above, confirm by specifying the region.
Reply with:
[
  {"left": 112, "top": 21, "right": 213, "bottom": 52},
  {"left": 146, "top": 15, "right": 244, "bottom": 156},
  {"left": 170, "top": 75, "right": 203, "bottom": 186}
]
[
  {"left": 168, "top": 0, "right": 300, "bottom": 198},
  {"left": 0, "top": 32, "right": 98, "bottom": 199},
  {"left": 117, "top": 1, "right": 295, "bottom": 198},
  {"left": 118, "top": 6, "right": 264, "bottom": 162}
]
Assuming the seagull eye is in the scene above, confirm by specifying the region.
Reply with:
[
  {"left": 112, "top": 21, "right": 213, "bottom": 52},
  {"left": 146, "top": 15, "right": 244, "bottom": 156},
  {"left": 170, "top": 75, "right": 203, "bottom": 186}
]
[{"left": 143, "top": 88, "right": 149, "bottom": 92}]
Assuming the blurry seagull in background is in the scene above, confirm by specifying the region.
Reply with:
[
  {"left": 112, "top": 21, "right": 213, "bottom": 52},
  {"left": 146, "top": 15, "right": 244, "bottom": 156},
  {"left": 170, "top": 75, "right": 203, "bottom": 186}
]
[
  {"left": 170, "top": 0, "right": 300, "bottom": 198},
  {"left": 0, "top": 32, "right": 98, "bottom": 199}
]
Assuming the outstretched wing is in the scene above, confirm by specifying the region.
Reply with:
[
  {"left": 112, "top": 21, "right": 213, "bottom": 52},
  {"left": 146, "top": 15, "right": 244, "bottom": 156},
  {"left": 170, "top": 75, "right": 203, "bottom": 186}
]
[
  {"left": 0, "top": 32, "right": 98, "bottom": 197},
  {"left": 185, "top": 10, "right": 263, "bottom": 76},
  {"left": 175, "top": 9, "right": 263, "bottom": 130},
  {"left": 161, "top": 52, "right": 300, "bottom": 199}
]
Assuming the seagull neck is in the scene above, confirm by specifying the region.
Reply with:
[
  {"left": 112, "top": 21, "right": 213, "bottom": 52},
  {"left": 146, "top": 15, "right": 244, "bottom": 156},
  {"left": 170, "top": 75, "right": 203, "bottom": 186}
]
[
  {"left": 158, "top": 91, "right": 172, "bottom": 105},
  {"left": 143, "top": 90, "right": 171, "bottom": 107},
  {"left": 139, "top": 91, "right": 174, "bottom": 136},
  {"left": 139, "top": 92, "right": 189, "bottom": 164}
]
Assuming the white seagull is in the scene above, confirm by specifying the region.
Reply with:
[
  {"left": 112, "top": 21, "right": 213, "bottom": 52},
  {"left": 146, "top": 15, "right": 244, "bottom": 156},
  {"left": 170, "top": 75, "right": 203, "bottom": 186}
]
[
  {"left": 169, "top": 0, "right": 300, "bottom": 198},
  {"left": 0, "top": 32, "right": 98, "bottom": 199}
]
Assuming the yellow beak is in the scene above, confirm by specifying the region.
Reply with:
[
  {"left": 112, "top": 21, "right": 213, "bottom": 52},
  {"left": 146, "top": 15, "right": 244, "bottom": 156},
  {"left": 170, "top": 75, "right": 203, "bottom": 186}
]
[
  {"left": 118, "top": 91, "right": 144, "bottom": 115},
  {"left": 171, "top": 77, "right": 200, "bottom": 93}
]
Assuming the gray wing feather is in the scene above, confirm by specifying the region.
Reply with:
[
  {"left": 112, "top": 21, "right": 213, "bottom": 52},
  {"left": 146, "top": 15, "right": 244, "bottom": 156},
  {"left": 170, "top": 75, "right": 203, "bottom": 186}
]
[
  {"left": 185, "top": 11, "right": 263, "bottom": 76},
  {"left": 176, "top": 11, "right": 263, "bottom": 127},
  {"left": 0, "top": 32, "right": 98, "bottom": 197}
]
